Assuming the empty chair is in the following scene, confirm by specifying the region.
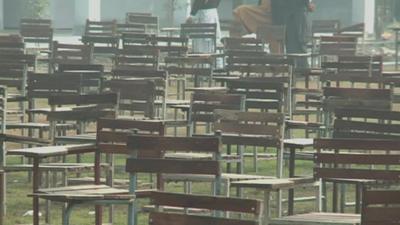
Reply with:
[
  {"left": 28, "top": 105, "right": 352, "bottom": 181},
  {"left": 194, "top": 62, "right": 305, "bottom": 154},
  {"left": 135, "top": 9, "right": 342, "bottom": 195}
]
[
  {"left": 81, "top": 20, "right": 119, "bottom": 54},
  {"left": 50, "top": 41, "right": 93, "bottom": 72},
  {"left": 125, "top": 13, "right": 158, "bottom": 34},
  {"left": 114, "top": 45, "right": 159, "bottom": 71},
  {"left": 19, "top": 18, "right": 53, "bottom": 49},
  {"left": 181, "top": 23, "right": 218, "bottom": 54}
]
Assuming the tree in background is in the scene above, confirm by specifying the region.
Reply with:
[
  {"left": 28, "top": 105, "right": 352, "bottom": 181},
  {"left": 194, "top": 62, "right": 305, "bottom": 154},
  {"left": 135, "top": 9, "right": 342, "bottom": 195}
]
[{"left": 27, "top": 0, "right": 49, "bottom": 18}]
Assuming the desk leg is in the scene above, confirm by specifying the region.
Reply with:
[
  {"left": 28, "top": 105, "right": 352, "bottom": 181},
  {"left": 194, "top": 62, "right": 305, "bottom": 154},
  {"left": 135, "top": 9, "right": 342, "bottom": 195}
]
[
  {"left": 288, "top": 148, "right": 295, "bottom": 215},
  {"left": 33, "top": 158, "right": 40, "bottom": 225},
  {"left": 263, "top": 190, "right": 271, "bottom": 225},
  {"left": 396, "top": 31, "right": 399, "bottom": 70}
]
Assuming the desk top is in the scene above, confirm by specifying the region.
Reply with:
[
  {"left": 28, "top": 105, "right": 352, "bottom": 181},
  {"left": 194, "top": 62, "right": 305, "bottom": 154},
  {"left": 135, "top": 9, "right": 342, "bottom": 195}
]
[
  {"left": 231, "top": 177, "right": 315, "bottom": 190},
  {"left": 7, "top": 144, "right": 96, "bottom": 158}
]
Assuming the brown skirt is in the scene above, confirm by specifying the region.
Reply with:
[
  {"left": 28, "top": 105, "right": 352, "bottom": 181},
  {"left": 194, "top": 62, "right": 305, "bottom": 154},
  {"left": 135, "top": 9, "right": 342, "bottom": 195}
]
[{"left": 233, "top": 0, "right": 272, "bottom": 34}]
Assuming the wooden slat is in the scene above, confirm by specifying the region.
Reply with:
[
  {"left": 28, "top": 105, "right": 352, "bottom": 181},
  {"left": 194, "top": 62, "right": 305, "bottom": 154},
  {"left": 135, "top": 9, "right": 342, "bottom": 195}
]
[
  {"left": 314, "top": 168, "right": 400, "bottom": 181},
  {"left": 214, "top": 122, "right": 280, "bottom": 137},
  {"left": 126, "top": 135, "right": 220, "bottom": 153},
  {"left": 314, "top": 138, "right": 400, "bottom": 151},
  {"left": 151, "top": 192, "right": 261, "bottom": 214},
  {"left": 149, "top": 212, "right": 258, "bottom": 225},
  {"left": 315, "top": 153, "right": 400, "bottom": 165},
  {"left": 125, "top": 158, "right": 220, "bottom": 175},
  {"left": 364, "top": 190, "right": 400, "bottom": 205}
]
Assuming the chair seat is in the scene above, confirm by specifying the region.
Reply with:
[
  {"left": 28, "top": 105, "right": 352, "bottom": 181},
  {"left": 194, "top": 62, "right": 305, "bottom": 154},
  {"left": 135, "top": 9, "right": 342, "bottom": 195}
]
[
  {"left": 270, "top": 212, "right": 360, "bottom": 225},
  {"left": 32, "top": 185, "right": 133, "bottom": 202},
  {"left": 163, "top": 173, "right": 273, "bottom": 183},
  {"left": 165, "top": 152, "right": 241, "bottom": 162},
  {"left": 55, "top": 133, "right": 97, "bottom": 144}
]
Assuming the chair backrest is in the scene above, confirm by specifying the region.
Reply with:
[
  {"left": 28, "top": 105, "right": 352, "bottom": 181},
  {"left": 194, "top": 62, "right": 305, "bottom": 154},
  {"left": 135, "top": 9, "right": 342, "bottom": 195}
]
[
  {"left": 121, "top": 33, "right": 151, "bottom": 47},
  {"left": 19, "top": 18, "right": 53, "bottom": 46},
  {"left": 222, "top": 37, "right": 265, "bottom": 52},
  {"left": 361, "top": 188, "right": 400, "bottom": 225},
  {"left": 0, "top": 53, "right": 36, "bottom": 71},
  {"left": 82, "top": 20, "right": 118, "bottom": 54},
  {"left": 181, "top": 23, "right": 217, "bottom": 53},
  {"left": 226, "top": 77, "right": 288, "bottom": 113},
  {"left": 226, "top": 54, "right": 293, "bottom": 77},
  {"left": 214, "top": 109, "right": 284, "bottom": 147},
  {"left": 47, "top": 93, "right": 117, "bottom": 124},
  {"left": 338, "top": 23, "right": 365, "bottom": 37},
  {"left": 116, "top": 23, "right": 146, "bottom": 36},
  {"left": 319, "top": 36, "right": 358, "bottom": 56},
  {"left": 149, "top": 192, "right": 262, "bottom": 225},
  {"left": 84, "top": 19, "right": 117, "bottom": 37},
  {"left": 27, "top": 72, "right": 102, "bottom": 100},
  {"left": 312, "top": 20, "right": 341, "bottom": 36},
  {"left": 114, "top": 45, "right": 159, "bottom": 70},
  {"left": 126, "top": 134, "right": 221, "bottom": 173},
  {"left": 0, "top": 63, "right": 27, "bottom": 91},
  {"left": 104, "top": 79, "right": 157, "bottom": 119},
  {"left": 149, "top": 36, "right": 189, "bottom": 56},
  {"left": 323, "top": 87, "right": 392, "bottom": 112},
  {"left": 333, "top": 108, "right": 400, "bottom": 139},
  {"left": 321, "top": 56, "right": 383, "bottom": 81},
  {"left": 96, "top": 118, "right": 165, "bottom": 155},
  {"left": 125, "top": 13, "right": 159, "bottom": 34},
  {"left": 314, "top": 138, "right": 400, "bottom": 181},
  {"left": 0, "top": 35, "right": 25, "bottom": 54},
  {"left": 190, "top": 93, "right": 244, "bottom": 135},
  {"left": 51, "top": 41, "right": 93, "bottom": 70}
]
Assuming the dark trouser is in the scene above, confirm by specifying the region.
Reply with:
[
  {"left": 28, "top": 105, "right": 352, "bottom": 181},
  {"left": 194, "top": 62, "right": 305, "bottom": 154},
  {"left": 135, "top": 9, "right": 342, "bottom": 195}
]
[{"left": 286, "top": 10, "right": 309, "bottom": 68}]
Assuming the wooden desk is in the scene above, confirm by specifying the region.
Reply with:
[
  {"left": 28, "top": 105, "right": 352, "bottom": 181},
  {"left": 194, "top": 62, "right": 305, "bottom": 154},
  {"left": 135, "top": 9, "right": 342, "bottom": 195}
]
[
  {"left": 7, "top": 144, "right": 96, "bottom": 225},
  {"left": 231, "top": 177, "right": 316, "bottom": 225}
]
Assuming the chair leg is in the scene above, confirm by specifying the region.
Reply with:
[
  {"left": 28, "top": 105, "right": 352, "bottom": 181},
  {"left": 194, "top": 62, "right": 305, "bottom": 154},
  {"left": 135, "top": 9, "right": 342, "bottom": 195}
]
[
  {"left": 127, "top": 201, "right": 136, "bottom": 225},
  {"left": 62, "top": 203, "right": 74, "bottom": 225}
]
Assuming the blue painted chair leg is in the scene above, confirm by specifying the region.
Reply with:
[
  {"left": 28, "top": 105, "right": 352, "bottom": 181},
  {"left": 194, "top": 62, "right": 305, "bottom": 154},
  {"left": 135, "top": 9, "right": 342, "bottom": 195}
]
[
  {"left": 63, "top": 203, "right": 74, "bottom": 225},
  {"left": 127, "top": 201, "right": 136, "bottom": 225}
]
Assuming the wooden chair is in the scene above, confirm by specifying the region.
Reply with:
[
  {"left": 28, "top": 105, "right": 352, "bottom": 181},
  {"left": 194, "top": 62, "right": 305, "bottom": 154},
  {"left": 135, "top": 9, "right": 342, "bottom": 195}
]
[
  {"left": 104, "top": 79, "right": 158, "bottom": 119},
  {"left": 81, "top": 20, "right": 119, "bottom": 54},
  {"left": 222, "top": 37, "right": 265, "bottom": 52},
  {"left": 110, "top": 69, "right": 168, "bottom": 119},
  {"left": 50, "top": 41, "right": 93, "bottom": 72},
  {"left": 149, "top": 191, "right": 263, "bottom": 225},
  {"left": 114, "top": 45, "right": 159, "bottom": 71},
  {"left": 333, "top": 108, "right": 400, "bottom": 139},
  {"left": 311, "top": 20, "right": 341, "bottom": 37},
  {"left": 125, "top": 13, "right": 159, "bottom": 34},
  {"left": 116, "top": 23, "right": 146, "bottom": 36},
  {"left": 226, "top": 77, "right": 288, "bottom": 114},
  {"left": 213, "top": 109, "right": 285, "bottom": 175},
  {"left": 322, "top": 87, "right": 392, "bottom": 136},
  {"left": 268, "top": 138, "right": 400, "bottom": 225},
  {"left": 0, "top": 35, "right": 25, "bottom": 54},
  {"left": 181, "top": 23, "right": 218, "bottom": 53},
  {"left": 319, "top": 36, "right": 358, "bottom": 58},
  {"left": 361, "top": 187, "right": 400, "bottom": 225},
  {"left": 226, "top": 54, "right": 293, "bottom": 78},
  {"left": 19, "top": 18, "right": 53, "bottom": 49},
  {"left": 165, "top": 55, "right": 214, "bottom": 100},
  {"left": 321, "top": 55, "right": 383, "bottom": 85},
  {"left": 121, "top": 33, "right": 151, "bottom": 47},
  {"left": 0, "top": 63, "right": 28, "bottom": 125},
  {"left": 47, "top": 93, "right": 118, "bottom": 145},
  {"left": 32, "top": 133, "right": 222, "bottom": 225},
  {"left": 148, "top": 35, "right": 189, "bottom": 56},
  {"left": 25, "top": 72, "right": 103, "bottom": 140},
  {"left": 189, "top": 92, "right": 245, "bottom": 136}
]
